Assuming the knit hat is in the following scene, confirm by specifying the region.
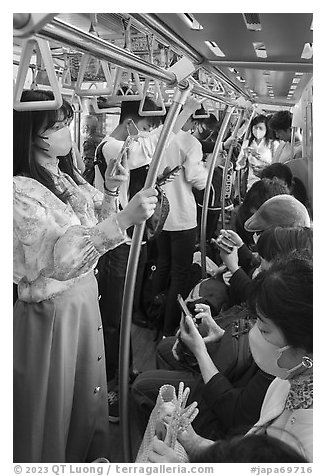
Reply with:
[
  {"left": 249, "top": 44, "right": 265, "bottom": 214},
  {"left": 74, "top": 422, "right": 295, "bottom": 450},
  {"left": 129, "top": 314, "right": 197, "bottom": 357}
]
[{"left": 244, "top": 195, "right": 311, "bottom": 232}]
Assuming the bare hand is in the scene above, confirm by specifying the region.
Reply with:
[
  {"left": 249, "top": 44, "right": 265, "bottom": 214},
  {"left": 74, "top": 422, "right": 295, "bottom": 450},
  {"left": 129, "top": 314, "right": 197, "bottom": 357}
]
[
  {"left": 215, "top": 229, "right": 243, "bottom": 251},
  {"left": 224, "top": 137, "right": 239, "bottom": 149},
  {"left": 147, "top": 436, "right": 181, "bottom": 463},
  {"left": 104, "top": 154, "right": 129, "bottom": 191},
  {"left": 220, "top": 246, "right": 240, "bottom": 274},
  {"left": 117, "top": 187, "right": 158, "bottom": 230},
  {"left": 177, "top": 423, "right": 213, "bottom": 458},
  {"left": 194, "top": 303, "right": 225, "bottom": 344},
  {"left": 179, "top": 314, "right": 205, "bottom": 357}
]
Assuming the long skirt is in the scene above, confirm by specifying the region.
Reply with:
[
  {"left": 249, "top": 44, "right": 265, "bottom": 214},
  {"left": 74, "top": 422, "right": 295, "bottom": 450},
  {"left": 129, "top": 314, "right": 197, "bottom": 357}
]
[{"left": 13, "top": 273, "right": 109, "bottom": 463}]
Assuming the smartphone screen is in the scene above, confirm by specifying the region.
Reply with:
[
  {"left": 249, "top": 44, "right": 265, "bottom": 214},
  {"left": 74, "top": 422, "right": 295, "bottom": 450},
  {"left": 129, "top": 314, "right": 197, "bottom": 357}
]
[{"left": 177, "top": 294, "right": 192, "bottom": 318}]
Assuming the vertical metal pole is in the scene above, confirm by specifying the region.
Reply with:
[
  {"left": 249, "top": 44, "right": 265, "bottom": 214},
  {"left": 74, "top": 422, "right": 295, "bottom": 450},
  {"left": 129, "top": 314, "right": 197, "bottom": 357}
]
[
  {"left": 221, "top": 110, "right": 245, "bottom": 229},
  {"left": 290, "top": 126, "right": 296, "bottom": 160},
  {"left": 200, "top": 106, "right": 234, "bottom": 278},
  {"left": 119, "top": 84, "right": 191, "bottom": 463}
]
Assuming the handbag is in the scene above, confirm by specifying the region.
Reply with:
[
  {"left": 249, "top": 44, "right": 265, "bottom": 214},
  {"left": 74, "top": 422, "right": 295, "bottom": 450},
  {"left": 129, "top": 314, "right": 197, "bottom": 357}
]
[
  {"left": 135, "top": 382, "right": 198, "bottom": 463},
  {"left": 174, "top": 304, "right": 256, "bottom": 383}
]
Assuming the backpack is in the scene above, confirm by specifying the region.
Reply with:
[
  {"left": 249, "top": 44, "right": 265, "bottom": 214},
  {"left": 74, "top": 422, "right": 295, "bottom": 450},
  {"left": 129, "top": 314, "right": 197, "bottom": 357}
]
[
  {"left": 185, "top": 274, "right": 230, "bottom": 317},
  {"left": 194, "top": 163, "right": 234, "bottom": 212}
]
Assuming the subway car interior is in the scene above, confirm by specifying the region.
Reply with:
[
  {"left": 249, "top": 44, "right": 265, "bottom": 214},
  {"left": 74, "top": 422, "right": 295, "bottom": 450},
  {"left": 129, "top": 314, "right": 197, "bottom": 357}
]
[{"left": 13, "top": 12, "right": 314, "bottom": 466}]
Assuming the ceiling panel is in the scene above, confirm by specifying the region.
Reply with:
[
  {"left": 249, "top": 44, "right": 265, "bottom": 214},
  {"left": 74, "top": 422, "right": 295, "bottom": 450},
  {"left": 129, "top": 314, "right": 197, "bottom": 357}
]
[{"left": 154, "top": 13, "right": 313, "bottom": 105}]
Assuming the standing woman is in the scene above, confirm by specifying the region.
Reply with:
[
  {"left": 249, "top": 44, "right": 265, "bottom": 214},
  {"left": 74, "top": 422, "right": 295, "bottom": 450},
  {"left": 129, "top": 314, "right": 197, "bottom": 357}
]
[
  {"left": 13, "top": 90, "right": 157, "bottom": 463},
  {"left": 236, "top": 115, "right": 278, "bottom": 191}
]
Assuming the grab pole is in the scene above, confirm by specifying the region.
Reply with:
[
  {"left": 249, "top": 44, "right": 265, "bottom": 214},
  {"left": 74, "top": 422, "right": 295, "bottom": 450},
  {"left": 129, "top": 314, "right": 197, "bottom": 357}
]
[
  {"left": 119, "top": 82, "right": 191, "bottom": 463},
  {"left": 200, "top": 106, "right": 234, "bottom": 278}
]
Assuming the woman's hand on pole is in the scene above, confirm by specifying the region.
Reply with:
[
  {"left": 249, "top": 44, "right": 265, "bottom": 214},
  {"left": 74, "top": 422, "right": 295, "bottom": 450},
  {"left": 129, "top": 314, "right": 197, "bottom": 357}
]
[{"left": 117, "top": 187, "right": 158, "bottom": 230}]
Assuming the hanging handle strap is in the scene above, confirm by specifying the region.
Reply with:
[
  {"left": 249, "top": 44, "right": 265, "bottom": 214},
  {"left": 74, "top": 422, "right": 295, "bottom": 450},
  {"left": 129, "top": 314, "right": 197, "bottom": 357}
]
[
  {"left": 75, "top": 54, "right": 115, "bottom": 96},
  {"left": 192, "top": 98, "right": 210, "bottom": 119},
  {"left": 14, "top": 37, "right": 62, "bottom": 111}
]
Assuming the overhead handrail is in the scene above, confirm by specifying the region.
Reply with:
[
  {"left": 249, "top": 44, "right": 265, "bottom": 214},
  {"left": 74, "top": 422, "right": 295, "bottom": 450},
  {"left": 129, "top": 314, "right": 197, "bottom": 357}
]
[
  {"left": 220, "top": 110, "right": 245, "bottom": 229},
  {"left": 105, "top": 19, "right": 144, "bottom": 104},
  {"left": 200, "top": 106, "right": 234, "bottom": 277},
  {"left": 139, "top": 34, "right": 166, "bottom": 117},
  {"left": 36, "top": 17, "right": 235, "bottom": 106},
  {"left": 13, "top": 13, "right": 57, "bottom": 38},
  {"left": 129, "top": 13, "right": 251, "bottom": 98},
  {"left": 14, "top": 37, "right": 62, "bottom": 111},
  {"left": 75, "top": 53, "right": 115, "bottom": 97},
  {"left": 119, "top": 81, "right": 192, "bottom": 463}
]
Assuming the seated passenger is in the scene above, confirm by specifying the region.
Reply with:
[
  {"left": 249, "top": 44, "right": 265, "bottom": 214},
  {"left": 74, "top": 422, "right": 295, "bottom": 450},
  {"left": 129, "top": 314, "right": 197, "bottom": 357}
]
[
  {"left": 260, "top": 162, "right": 310, "bottom": 212},
  {"left": 132, "top": 202, "right": 312, "bottom": 445},
  {"left": 146, "top": 254, "right": 313, "bottom": 462},
  {"left": 219, "top": 226, "right": 312, "bottom": 305},
  {"left": 230, "top": 177, "right": 290, "bottom": 249},
  {"left": 149, "top": 432, "right": 308, "bottom": 463}
]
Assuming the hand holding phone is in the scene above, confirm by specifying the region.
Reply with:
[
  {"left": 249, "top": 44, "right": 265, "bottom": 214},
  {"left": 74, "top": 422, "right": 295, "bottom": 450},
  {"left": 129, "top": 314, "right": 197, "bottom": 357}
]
[{"left": 106, "top": 136, "right": 132, "bottom": 177}]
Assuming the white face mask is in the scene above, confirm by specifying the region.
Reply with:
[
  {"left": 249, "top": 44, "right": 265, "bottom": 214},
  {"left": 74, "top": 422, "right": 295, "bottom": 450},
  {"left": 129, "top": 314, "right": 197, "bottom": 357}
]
[
  {"left": 253, "top": 129, "right": 266, "bottom": 140},
  {"left": 137, "top": 130, "right": 151, "bottom": 138},
  {"left": 44, "top": 126, "right": 72, "bottom": 157},
  {"left": 249, "top": 323, "right": 312, "bottom": 380}
]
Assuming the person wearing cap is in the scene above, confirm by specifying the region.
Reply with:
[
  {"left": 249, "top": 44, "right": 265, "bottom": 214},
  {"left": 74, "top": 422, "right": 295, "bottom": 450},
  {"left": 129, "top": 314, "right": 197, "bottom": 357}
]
[
  {"left": 215, "top": 194, "right": 311, "bottom": 304},
  {"left": 244, "top": 194, "right": 311, "bottom": 233}
]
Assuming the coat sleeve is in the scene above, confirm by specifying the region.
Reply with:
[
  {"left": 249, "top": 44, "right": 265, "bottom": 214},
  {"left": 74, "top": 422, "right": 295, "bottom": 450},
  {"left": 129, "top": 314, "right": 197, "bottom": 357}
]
[{"left": 202, "top": 369, "right": 274, "bottom": 433}]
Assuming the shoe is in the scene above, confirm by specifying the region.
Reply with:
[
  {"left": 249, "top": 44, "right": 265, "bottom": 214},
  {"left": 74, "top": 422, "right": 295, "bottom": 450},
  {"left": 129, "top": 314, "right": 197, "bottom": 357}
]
[{"left": 108, "top": 391, "right": 120, "bottom": 423}]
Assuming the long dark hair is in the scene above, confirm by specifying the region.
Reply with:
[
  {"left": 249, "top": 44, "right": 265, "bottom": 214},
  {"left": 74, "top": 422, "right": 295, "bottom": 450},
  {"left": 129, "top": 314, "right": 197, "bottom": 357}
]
[
  {"left": 248, "top": 254, "right": 313, "bottom": 353},
  {"left": 13, "top": 89, "right": 83, "bottom": 203},
  {"left": 248, "top": 114, "right": 273, "bottom": 146}
]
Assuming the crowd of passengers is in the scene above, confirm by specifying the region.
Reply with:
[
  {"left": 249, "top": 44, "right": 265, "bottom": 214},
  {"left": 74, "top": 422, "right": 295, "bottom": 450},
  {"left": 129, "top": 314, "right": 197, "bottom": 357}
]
[{"left": 13, "top": 89, "right": 312, "bottom": 463}]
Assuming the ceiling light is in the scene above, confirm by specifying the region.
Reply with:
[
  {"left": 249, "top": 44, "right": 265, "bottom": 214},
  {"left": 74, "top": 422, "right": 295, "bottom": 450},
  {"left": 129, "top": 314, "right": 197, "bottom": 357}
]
[
  {"left": 292, "top": 78, "right": 301, "bottom": 84},
  {"left": 242, "top": 13, "right": 262, "bottom": 31},
  {"left": 236, "top": 76, "right": 246, "bottom": 83},
  {"left": 177, "top": 13, "right": 203, "bottom": 30},
  {"left": 301, "top": 43, "right": 313, "bottom": 60},
  {"left": 205, "top": 41, "right": 225, "bottom": 57},
  {"left": 295, "top": 72, "right": 304, "bottom": 76},
  {"left": 253, "top": 42, "right": 267, "bottom": 58}
]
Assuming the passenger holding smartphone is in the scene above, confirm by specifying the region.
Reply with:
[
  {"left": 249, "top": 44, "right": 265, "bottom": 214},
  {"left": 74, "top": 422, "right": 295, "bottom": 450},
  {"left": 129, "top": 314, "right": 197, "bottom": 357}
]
[
  {"left": 151, "top": 100, "right": 209, "bottom": 337},
  {"left": 236, "top": 115, "right": 278, "bottom": 191},
  {"left": 94, "top": 98, "right": 202, "bottom": 422}
]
